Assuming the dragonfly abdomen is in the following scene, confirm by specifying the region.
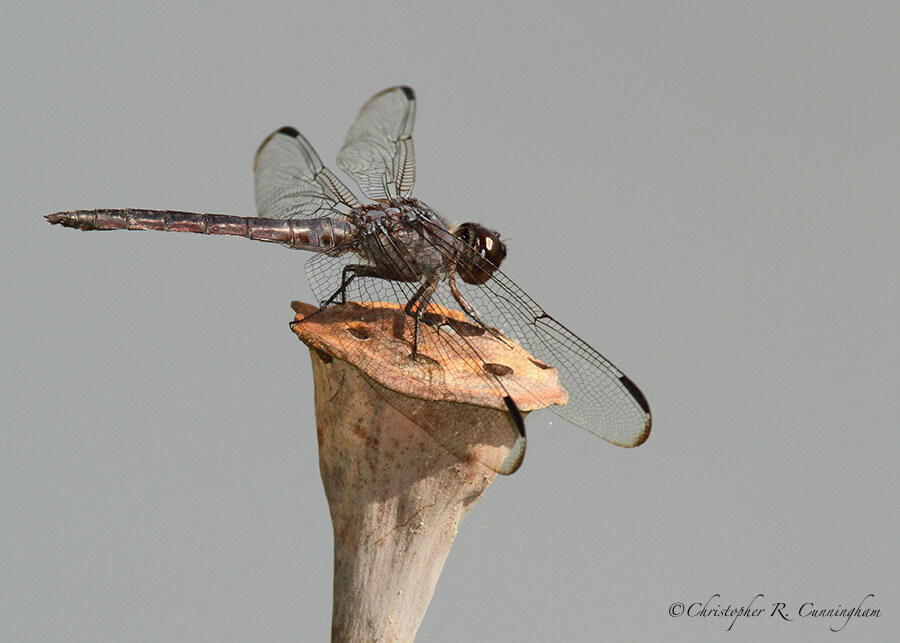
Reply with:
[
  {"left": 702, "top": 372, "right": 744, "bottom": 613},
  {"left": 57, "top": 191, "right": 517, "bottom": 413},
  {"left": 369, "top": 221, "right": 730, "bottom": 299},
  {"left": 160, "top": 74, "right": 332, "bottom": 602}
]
[{"left": 45, "top": 209, "right": 353, "bottom": 251}]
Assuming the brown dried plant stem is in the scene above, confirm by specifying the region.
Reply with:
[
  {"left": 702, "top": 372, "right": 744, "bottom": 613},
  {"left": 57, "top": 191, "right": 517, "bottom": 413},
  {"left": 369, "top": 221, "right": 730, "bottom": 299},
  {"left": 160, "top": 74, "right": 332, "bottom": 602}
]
[{"left": 290, "top": 301, "right": 564, "bottom": 642}]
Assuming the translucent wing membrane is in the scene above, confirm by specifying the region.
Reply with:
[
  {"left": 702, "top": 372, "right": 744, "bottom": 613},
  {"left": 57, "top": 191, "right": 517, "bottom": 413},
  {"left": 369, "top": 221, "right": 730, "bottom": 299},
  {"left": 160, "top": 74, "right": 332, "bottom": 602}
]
[
  {"left": 254, "top": 127, "right": 361, "bottom": 219},
  {"left": 422, "top": 223, "right": 651, "bottom": 446},
  {"left": 337, "top": 86, "right": 417, "bottom": 201},
  {"left": 448, "top": 261, "right": 652, "bottom": 447}
]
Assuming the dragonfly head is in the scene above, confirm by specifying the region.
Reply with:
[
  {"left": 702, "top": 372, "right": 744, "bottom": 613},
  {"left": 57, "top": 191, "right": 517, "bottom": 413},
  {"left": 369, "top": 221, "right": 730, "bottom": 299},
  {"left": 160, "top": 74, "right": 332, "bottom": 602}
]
[{"left": 453, "top": 222, "right": 507, "bottom": 285}]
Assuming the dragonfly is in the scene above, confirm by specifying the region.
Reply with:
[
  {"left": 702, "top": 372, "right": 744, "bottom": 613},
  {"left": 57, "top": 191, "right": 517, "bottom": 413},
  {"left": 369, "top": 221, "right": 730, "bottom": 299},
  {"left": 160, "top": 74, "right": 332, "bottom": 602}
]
[{"left": 46, "top": 86, "right": 651, "bottom": 474}]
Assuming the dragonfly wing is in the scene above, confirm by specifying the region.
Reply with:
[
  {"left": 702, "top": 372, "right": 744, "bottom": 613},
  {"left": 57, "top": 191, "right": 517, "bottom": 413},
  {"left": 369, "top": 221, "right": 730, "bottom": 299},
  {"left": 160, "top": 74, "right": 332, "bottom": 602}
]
[
  {"left": 254, "top": 126, "right": 361, "bottom": 220},
  {"left": 337, "top": 86, "right": 416, "bottom": 201},
  {"left": 421, "top": 226, "right": 652, "bottom": 447},
  {"left": 459, "top": 269, "right": 651, "bottom": 446}
]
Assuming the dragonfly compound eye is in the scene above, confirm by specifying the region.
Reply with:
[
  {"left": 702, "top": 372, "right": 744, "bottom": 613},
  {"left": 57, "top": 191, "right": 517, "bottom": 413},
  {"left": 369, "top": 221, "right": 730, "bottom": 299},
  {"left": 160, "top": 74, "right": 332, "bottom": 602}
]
[{"left": 455, "top": 222, "right": 507, "bottom": 285}]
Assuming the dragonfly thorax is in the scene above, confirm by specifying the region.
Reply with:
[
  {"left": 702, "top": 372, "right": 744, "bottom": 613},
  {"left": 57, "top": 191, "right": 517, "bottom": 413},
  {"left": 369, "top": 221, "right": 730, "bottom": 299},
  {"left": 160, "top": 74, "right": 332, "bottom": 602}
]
[{"left": 350, "top": 197, "right": 456, "bottom": 283}]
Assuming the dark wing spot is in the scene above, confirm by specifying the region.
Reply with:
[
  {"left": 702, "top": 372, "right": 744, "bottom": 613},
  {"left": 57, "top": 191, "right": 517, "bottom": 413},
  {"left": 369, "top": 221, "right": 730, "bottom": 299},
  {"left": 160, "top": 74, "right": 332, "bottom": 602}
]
[
  {"left": 278, "top": 126, "right": 300, "bottom": 137},
  {"left": 399, "top": 86, "right": 415, "bottom": 100},
  {"left": 619, "top": 375, "right": 650, "bottom": 415},
  {"left": 503, "top": 396, "right": 526, "bottom": 439}
]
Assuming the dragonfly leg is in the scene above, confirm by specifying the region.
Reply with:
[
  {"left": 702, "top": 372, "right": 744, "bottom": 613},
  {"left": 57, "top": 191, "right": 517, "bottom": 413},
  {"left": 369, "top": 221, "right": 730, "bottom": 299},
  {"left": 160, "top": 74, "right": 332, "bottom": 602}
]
[
  {"left": 320, "top": 264, "right": 385, "bottom": 308},
  {"left": 293, "top": 264, "right": 389, "bottom": 329},
  {"left": 403, "top": 276, "right": 439, "bottom": 358},
  {"left": 447, "top": 270, "right": 510, "bottom": 346}
]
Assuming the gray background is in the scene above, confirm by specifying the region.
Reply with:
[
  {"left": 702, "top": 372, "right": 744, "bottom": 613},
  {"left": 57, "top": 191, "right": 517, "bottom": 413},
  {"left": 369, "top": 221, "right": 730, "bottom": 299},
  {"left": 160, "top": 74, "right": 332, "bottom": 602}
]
[{"left": 3, "top": 2, "right": 897, "bottom": 641}]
